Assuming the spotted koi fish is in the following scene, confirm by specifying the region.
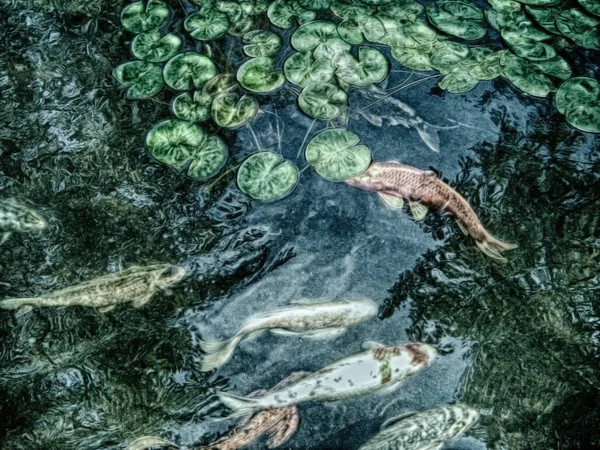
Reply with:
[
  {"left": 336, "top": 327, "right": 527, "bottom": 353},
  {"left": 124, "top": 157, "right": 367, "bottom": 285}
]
[
  {"left": 346, "top": 161, "right": 517, "bottom": 260},
  {"left": 218, "top": 342, "right": 437, "bottom": 418}
]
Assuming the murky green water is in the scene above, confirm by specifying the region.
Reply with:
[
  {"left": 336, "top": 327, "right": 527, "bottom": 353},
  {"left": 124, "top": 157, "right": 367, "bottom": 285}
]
[{"left": 1, "top": 0, "right": 599, "bottom": 449}]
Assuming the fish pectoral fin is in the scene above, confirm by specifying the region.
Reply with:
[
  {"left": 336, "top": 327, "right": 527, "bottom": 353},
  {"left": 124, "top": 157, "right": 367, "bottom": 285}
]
[
  {"left": 131, "top": 294, "right": 153, "bottom": 308},
  {"left": 98, "top": 305, "right": 116, "bottom": 313},
  {"left": 409, "top": 201, "right": 428, "bottom": 221},
  {"left": 379, "top": 410, "right": 418, "bottom": 430},
  {"left": 361, "top": 340, "right": 387, "bottom": 350},
  {"left": 266, "top": 409, "right": 299, "bottom": 448},
  {"left": 301, "top": 327, "right": 346, "bottom": 340},
  {"left": 377, "top": 193, "right": 404, "bottom": 209},
  {"left": 456, "top": 220, "right": 469, "bottom": 236},
  {"left": 0, "top": 232, "right": 12, "bottom": 246},
  {"left": 15, "top": 305, "right": 33, "bottom": 318}
]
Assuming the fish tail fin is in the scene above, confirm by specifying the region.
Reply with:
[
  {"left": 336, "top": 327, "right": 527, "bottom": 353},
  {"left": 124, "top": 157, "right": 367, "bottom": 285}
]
[
  {"left": 0, "top": 298, "right": 36, "bottom": 318},
  {"left": 217, "top": 391, "right": 261, "bottom": 418},
  {"left": 199, "top": 333, "right": 244, "bottom": 372},
  {"left": 416, "top": 122, "right": 440, "bottom": 153},
  {"left": 476, "top": 235, "right": 518, "bottom": 261}
]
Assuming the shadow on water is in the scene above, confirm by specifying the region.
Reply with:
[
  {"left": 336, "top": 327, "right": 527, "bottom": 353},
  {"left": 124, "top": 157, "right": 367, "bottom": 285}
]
[{"left": 0, "top": 0, "right": 599, "bottom": 450}]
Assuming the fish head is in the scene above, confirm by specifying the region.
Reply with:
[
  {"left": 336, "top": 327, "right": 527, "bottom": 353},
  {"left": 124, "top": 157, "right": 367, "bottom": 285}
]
[
  {"left": 345, "top": 166, "right": 387, "bottom": 192},
  {"left": 153, "top": 264, "right": 186, "bottom": 288},
  {"left": 443, "top": 404, "right": 480, "bottom": 440},
  {"left": 389, "top": 343, "right": 437, "bottom": 376},
  {"left": 346, "top": 298, "right": 378, "bottom": 320},
  {"left": 17, "top": 209, "right": 47, "bottom": 232}
]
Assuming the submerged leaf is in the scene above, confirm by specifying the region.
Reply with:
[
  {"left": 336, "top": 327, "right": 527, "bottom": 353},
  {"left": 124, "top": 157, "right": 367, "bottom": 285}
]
[
  {"left": 237, "top": 152, "right": 299, "bottom": 201},
  {"left": 172, "top": 91, "right": 212, "bottom": 122},
  {"left": 113, "top": 61, "right": 163, "bottom": 99},
  {"left": 333, "top": 47, "right": 389, "bottom": 86},
  {"left": 427, "top": 0, "right": 487, "bottom": 40},
  {"left": 121, "top": 0, "right": 170, "bottom": 34},
  {"left": 305, "top": 128, "right": 372, "bottom": 180},
  {"left": 163, "top": 53, "right": 217, "bottom": 91},
  {"left": 243, "top": 30, "right": 282, "bottom": 57},
  {"left": 237, "top": 57, "right": 286, "bottom": 93},
  {"left": 131, "top": 31, "right": 182, "bottom": 62},
  {"left": 298, "top": 82, "right": 348, "bottom": 120},
  {"left": 284, "top": 52, "right": 336, "bottom": 87},
  {"left": 211, "top": 93, "right": 259, "bottom": 128}
]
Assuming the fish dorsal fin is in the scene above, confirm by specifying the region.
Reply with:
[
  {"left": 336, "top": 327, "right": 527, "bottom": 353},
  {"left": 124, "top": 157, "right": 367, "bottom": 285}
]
[
  {"left": 380, "top": 411, "right": 418, "bottom": 430},
  {"left": 289, "top": 298, "right": 328, "bottom": 306},
  {"left": 386, "top": 160, "right": 402, "bottom": 165},
  {"left": 456, "top": 220, "right": 469, "bottom": 236},
  {"left": 362, "top": 340, "right": 386, "bottom": 350},
  {"left": 409, "top": 201, "right": 428, "bottom": 221},
  {"left": 378, "top": 193, "right": 404, "bottom": 209}
]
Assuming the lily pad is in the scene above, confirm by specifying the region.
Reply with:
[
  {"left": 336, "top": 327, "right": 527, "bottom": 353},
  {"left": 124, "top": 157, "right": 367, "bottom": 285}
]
[
  {"left": 429, "top": 40, "right": 469, "bottom": 72},
  {"left": 243, "top": 30, "right": 282, "bottom": 57},
  {"left": 163, "top": 53, "right": 217, "bottom": 91},
  {"left": 501, "top": 20, "right": 552, "bottom": 43},
  {"left": 333, "top": 47, "right": 389, "bottom": 86},
  {"left": 427, "top": 1, "right": 487, "bottom": 40},
  {"left": 579, "top": 0, "right": 600, "bottom": 16},
  {"left": 337, "top": 17, "right": 386, "bottom": 44},
  {"left": 146, "top": 119, "right": 227, "bottom": 180},
  {"left": 284, "top": 52, "right": 336, "bottom": 87},
  {"left": 237, "top": 152, "right": 299, "bottom": 201},
  {"left": 391, "top": 46, "right": 433, "bottom": 71},
  {"left": 512, "top": 0, "right": 560, "bottom": 6},
  {"left": 563, "top": 104, "right": 600, "bottom": 133},
  {"left": 485, "top": 9, "right": 528, "bottom": 31},
  {"left": 203, "top": 73, "right": 237, "bottom": 97},
  {"left": 298, "top": 82, "right": 348, "bottom": 120},
  {"left": 172, "top": 91, "right": 212, "bottom": 122},
  {"left": 211, "top": 93, "right": 259, "bottom": 128},
  {"left": 240, "top": 0, "right": 269, "bottom": 15},
  {"left": 237, "top": 57, "right": 286, "bottom": 93},
  {"left": 121, "top": 0, "right": 170, "bottom": 34},
  {"left": 267, "top": 0, "right": 316, "bottom": 28},
  {"left": 525, "top": 6, "right": 562, "bottom": 34},
  {"left": 468, "top": 48, "right": 504, "bottom": 79},
  {"left": 305, "top": 128, "right": 372, "bottom": 180},
  {"left": 228, "top": 15, "right": 255, "bottom": 36},
  {"left": 378, "top": 20, "right": 438, "bottom": 48},
  {"left": 113, "top": 61, "right": 163, "bottom": 99},
  {"left": 131, "top": 32, "right": 182, "bottom": 62},
  {"left": 507, "top": 39, "right": 556, "bottom": 60},
  {"left": 556, "top": 8, "right": 600, "bottom": 50},
  {"left": 377, "top": 1, "right": 424, "bottom": 23},
  {"left": 291, "top": 21, "right": 351, "bottom": 59},
  {"left": 185, "top": 10, "right": 229, "bottom": 41},
  {"left": 299, "top": 0, "right": 331, "bottom": 10},
  {"left": 438, "top": 69, "right": 479, "bottom": 93},
  {"left": 211, "top": 0, "right": 244, "bottom": 22},
  {"left": 501, "top": 52, "right": 571, "bottom": 97},
  {"left": 555, "top": 77, "right": 600, "bottom": 113},
  {"left": 330, "top": 0, "right": 376, "bottom": 20}
]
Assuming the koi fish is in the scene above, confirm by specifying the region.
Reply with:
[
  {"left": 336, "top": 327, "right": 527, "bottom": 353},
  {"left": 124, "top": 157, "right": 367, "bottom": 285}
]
[
  {"left": 345, "top": 161, "right": 517, "bottom": 260},
  {"left": 218, "top": 342, "right": 437, "bottom": 418},
  {"left": 0, "top": 198, "right": 47, "bottom": 244},
  {"left": 0, "top": 264, "right": 185, "bottom": 315},
  {"left": 358, "top": 404, "right": 480, "bottom": 450},
  {"left": 199, "top": 298, "right": 378, "bottom": 372}
]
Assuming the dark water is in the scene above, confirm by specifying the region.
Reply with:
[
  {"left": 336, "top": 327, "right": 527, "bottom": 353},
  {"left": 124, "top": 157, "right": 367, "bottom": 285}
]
[{"left": 1, "top": 1, "right": 599, "bottom": 449}]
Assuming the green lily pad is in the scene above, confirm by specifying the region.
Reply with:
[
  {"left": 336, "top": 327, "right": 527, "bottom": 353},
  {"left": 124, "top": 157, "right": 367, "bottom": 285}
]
[
  {"left": 468, "top": 48, "right": 504, "bottom": 79},
  {"left": 501, "top": 20, "right": 552, "bottom": 43},
  {"left": 298, "top": 82, "right": 348, "bottom": 120},
  {"left": 237, "top": 57, "right": 286, "bottom": 93},
  {"left": 525, "top": 6, "right": 562, "bottom": 34},
  {"left": 438, "top": 69, "right": 480, "bottom": 93},
  {"left": 146, "top": 119, "right": 227, "bottom": 180},
  {"left": 305, "top": 128, "right": 372, "bottom": 180},
  {"left": 512, "top": 0, "right": 560, "bottom": 6},
  {"left": 507, "top": 39, "right": 556, "bottom": 60},
  {"left": 337, "top": 17, "right": 386, "bottom": 44},
  {"left": 211, "top": 93, "right": 259, "bottom": 128},
  {"left": 556, "top": 9, "right": 600, "bottom": 50},
  {"left": 203, "top": 73, "right": 237, "bottom": 97},
  {"left": 172, "top": 91, "right": 212, "bottom": 122},
  {"left": 121, "top": 0, "right": 170, "bottom": 34},
  {"left": 391, "top": 46, "right": 433, "bottom": 71},
  {"left": 163, "top": 53, "right": 217, "bottom": 91},
  {"left": 113, "top": 61, "right": 163, "bottom": 99},
  {"left": 430, "top": 40, "right": 469, "bottom": 72},
  {"left": 501, "top": 52, "right": 571, "bottom": 97},
  {"left": 361, "top": 0, "right": 393, "bottom": 5},
  {"left": 489, "top": 0, "right": 522, "bottom": 11},
  {"left": 330, "top": 0, "right": 376, "bottom": 20},
  {"left": 377, "top": 1, "right": 424, "bottom": 23},
  {"left": 378, "top": 20, "right": 438, "bottom": 48},
  {"left": 485, "top": 9, "right": 528, "bottom": 31},
  {"left": 267, "top": 0, "right": 316, "bottom": 28},
  {"left": 427, "top": 1, "right": 487, "bottom": 40},
  {"left": 131, "top": 31, "right": 182, "bottom": 62},
  {"left": 185, "top": 10, "right": 229, "bottom": 41},
  {"left": 298, "top": 0, "right": 331, "bottom": 10},
  {"left": 333, "top": 47, "right": 389, "bottom": 86},
  {"left": 291, "top": 21, "right": 351, "bottom": 59},
  {"left": 243, "top": 30, "right": 282, "bottom": 57},
  {"left": 563, "top": 103, "right": 600, "bottom": 133},
  {"left": 284, "top": 52, "right": 336, "bottom": 87},
  {"left": 237, "top": 152, "right": 299, "bottom": 201},
  {"left": 555, "top": 77, "right": 600, "bottom": 114},
  {"left": 228, "top": 16, "right": 255, "bottom": 36},
  {"left": 579, "top": 0, "right": 600, "bottom": 16},
  {"left": 211, "top": 0, "right": 244, "bottom": 22},
  {"left": 240, "top": 0, "right": 269, "bottom": 15}
]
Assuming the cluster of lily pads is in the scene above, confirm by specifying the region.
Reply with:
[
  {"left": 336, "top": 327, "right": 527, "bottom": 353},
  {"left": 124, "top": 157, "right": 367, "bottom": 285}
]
[{"left": 113, "top": 0, "right": 599, "bottom": 204}]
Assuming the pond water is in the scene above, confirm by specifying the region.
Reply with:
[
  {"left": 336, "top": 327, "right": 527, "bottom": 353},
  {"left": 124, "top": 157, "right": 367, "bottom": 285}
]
[{"left": 1, "top": 1, "right": 599, "bottom": 450}]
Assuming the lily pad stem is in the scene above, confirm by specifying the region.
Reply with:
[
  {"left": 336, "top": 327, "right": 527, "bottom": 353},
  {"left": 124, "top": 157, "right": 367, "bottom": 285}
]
[
  {"left": 247, "top": 123, "right": 262, "bottom": 151},
  {"left": 204, "top": 163, "right": 243, "bottom": 191},
  {"left": 296, "top": 119, "right": 316, "bottom": 158}
]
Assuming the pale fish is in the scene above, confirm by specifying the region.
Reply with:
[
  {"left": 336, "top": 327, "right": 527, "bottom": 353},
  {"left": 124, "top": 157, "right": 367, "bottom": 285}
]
[
  {"left": 358, "top": 404, "right": 480, "bottom": 450},
  {"left": 345, "top": 161, "right": 517, "bottom": 260},
  {"left": 218, "top": 342, "right": 437, "bottom": 418},
  {"left": 199, "top": 298, "right": 378, "bottom": 372},
  {"left": 0, "top": 198, "right": 47, "bottom": 244},
  {"left": 353, "top": 85, "right": 440, "bottom": 153},
  {"left": 0, "top": 264, "right": 185, "bottom": 316}
]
